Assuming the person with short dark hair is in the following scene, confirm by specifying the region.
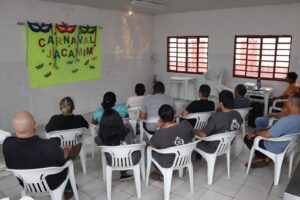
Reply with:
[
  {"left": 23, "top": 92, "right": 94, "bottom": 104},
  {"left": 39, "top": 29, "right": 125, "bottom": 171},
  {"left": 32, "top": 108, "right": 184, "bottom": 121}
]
[
  {"left": 92, "top": 92, "right": 128, "bottom": 124},
  {"left": 149, "top": 105, "right": 194, "bottom": 181},
  {"left": 181, "top": 84, "right": 215, "bottom": 116},
  {"left": 3, "top": 112, "right": 76, "bottom": 199},
  {"left": 234, "top": 84, "right": 251, "bottom": 109},
  {"left": 126, "top": 83, "right": 148, "bottom": 108},
  {"left": 272, "top": 72, "right": 299, "bottom": 100},
  {"left": 244, "top": 93, "right": 300, "bottom": 168},
  {"left": 46, "top": 97, "right": 89, "bottom": 132},
  {"left": 140, "top": 81, "right": 175, "bottom": 133},
  {"left": 94, "top": 109, "right": 140, "bottom": 180},
  {"left": 196, "top": 90, "right": 243, "bottom": 153}
]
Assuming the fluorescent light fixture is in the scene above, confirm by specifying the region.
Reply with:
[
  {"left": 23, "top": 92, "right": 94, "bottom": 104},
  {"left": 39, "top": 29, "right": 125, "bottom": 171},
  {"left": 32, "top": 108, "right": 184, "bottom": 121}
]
[{"left": 130, "top": 0, "right": 167, "bottom": 10}]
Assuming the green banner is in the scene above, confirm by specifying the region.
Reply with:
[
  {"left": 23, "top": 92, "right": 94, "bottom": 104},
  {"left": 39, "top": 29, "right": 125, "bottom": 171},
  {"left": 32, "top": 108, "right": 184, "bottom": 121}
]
[{"left": 26, "top": 22, "right": 101, "bottom": 88}]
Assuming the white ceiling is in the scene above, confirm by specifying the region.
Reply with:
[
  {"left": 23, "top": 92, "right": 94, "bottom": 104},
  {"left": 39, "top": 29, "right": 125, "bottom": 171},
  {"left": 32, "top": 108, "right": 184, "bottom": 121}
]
[{"left": 41, "top": 0, "right": 300, "bottom": 14}]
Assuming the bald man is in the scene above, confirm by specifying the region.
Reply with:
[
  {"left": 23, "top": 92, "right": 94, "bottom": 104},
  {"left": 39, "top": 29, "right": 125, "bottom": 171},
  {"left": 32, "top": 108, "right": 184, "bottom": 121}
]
[{"left": 3, "top": 112, "right": 74, "bottom": 199}]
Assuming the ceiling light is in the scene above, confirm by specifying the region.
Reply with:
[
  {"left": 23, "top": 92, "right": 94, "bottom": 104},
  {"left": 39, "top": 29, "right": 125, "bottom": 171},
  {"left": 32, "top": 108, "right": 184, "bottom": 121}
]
[{"left": 130, "top": 0, "right": 167, "bottom": 10}]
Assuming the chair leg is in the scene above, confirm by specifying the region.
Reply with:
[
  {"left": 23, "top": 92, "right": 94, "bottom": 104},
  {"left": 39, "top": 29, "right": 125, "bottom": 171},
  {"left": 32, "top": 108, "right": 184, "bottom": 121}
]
[
  {"left": 242, "top": 125, "right": 246, "bottom": 138},
  {"left": 178, "top": 168, "right": 184, "bottom": 178},
  {"left": 102, "top": 152, "right": 106, "bottom": 182},
  {"left": 146, "top": 150, "right": 152, "bottom": 186},
  {"left": 133, "top": 165, "right": 142, "bottom": 199},
  {"left": 50, "top": 190, "right": 63, "bottom": 200},
  {"left": 226, "top": 150, "right": 231, "bottom": 178},
  {"left": 141, "top": 148, "right": 146, "bottom": 181},
  {"left": 79, "top": 148, "right": 87, "bottom": 174},
  {"left": 274, "top": 156, "right": 284, "bottom": 185},
  {"left": 163, "top": 170, "right": 173, "bottom": 200},
  {"left": 246, "top": 148, "right": 255, "bottom": 175},
  {"left": 139, "top": 121, "right": 144, "bottom": 144},
  {"left": 207, "top": 156, "right": 216, "bottom": 185},
  {"left": 106, "top": 166, "right": 112, "bottom": 200},
  {"left": 69, "top": 162, "right": 79, "bottom": 200},
  {"left": 91, "top": 138, "right": 95, "bottom": 159},
  {"left": 21, "top": 189, "right": 26, "bottom": 197},
  {"left": 188, "top": 164, "right": 194, "bottom": 194},
  {"left": 288, "top": 151, "right": 295, "bottom": 177}
]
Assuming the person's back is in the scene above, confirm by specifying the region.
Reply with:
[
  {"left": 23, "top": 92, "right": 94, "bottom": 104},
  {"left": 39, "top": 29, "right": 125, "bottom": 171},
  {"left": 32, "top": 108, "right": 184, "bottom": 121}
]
[
  {"left": 196, "top": 90, "right": 243, "bottom": 153},
  {"left": 150, "top": 105, "right": 194, "bottom": 168},
  {"left": 234, "top": 84, "right": 251, "bottom": 109},
  {"left": 46, "top": 97, "right": 89, "bottom": 133},
  {"left": 126, "top": 83, "right": 147, "bottom": 108},
  {"left": 3, "top": 112, "right": 67, "bottom": 191}
]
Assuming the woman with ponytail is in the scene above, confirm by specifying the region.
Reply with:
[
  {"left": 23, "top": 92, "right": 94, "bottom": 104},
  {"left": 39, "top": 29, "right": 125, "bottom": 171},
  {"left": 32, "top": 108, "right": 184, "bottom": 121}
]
[
  {"left": 92, "top": 91, "right": 128, "bottom": 124},
  {"left": 45, "top": 97, "right": 89, "bottom": 132}
]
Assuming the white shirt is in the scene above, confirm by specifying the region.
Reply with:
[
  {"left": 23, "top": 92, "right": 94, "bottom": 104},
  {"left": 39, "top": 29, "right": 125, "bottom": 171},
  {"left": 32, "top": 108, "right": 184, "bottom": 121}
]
[{"left": 126, "top": 95, "right": 148, "bottom": 108}]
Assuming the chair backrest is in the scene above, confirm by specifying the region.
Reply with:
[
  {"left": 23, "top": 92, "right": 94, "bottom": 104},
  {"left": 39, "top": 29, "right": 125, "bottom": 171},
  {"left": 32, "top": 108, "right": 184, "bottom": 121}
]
[
  {"left": 0, "top": 130, "right": 12, "bottom": 144},
  {"left": 128, "top": 106, "right": 141, "bottom": 120},
  {"left": 90, "top": 124, "right": 99, "bottom": 138},
  {"left": 46, "top": 128, "right": 85, "bottom": 147},
  {"left": 99, "top": 144, "right": 144, "bottom": 169},
  {"left": 7, "top": 161, "right": 71, "bottom": 194},
  {"left": 203, "top": 68, "right": 224, "bottom": 85},
  {"left": 234, "top": 107, "right": 252, "bottom": 123},
  {"left": 144, "top": 117, "right": 159, "bottom": 125},
  {"left": 274, "top": 133, "right": 300, "bottom": 155},
  {"left": 182, "top": 112, "right": 212, "bottom": 130},
  {"left": 153, "top": 141, "right": 198, "bottom": 169}
]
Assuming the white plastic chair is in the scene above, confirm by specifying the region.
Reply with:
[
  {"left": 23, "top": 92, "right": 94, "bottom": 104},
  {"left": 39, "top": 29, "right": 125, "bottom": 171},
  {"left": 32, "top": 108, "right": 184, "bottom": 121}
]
[
  {"left": 246, "top": 133, "right": 300, "bottom": 185},
  {"left": 146, "top": 141, "right": 198, "bottom": 200},
  {"left": 139, "top": 117, "right": 159, "bottom": 143},
  {"left": 269, "top": 99, "right": 287, "bottom": 114},
  {"left": 179, "top": 112, "right": 212, "bottom": 130},
  {"left": 128, "top": 106, "right": 141, "bottom": 135},
  {"left": 234, "top": 107, "right": 252, "bottom": 138},
  {"left": 0, "top": 130, "right": 11, "bottom": 144},
  {"left": 203, "top": 68, "right": 224, "bottom": 86},
  {"left": 99, "top": 143, "right": 145, "bottom": 200},
  {"left": 195, "top": 131, "right": 237, "bottom": 185},
  {"left": 90, "top": 124, "right": 99, "bottom": 159},
  {"left": 7, "top": 160, "right": 78, "bottom": 200},
  {"left": 20, "top": 196, "right": 35, "bottom": 200},
  {"left": 46, "top": 128, "right": 87, "bottom": 174}
]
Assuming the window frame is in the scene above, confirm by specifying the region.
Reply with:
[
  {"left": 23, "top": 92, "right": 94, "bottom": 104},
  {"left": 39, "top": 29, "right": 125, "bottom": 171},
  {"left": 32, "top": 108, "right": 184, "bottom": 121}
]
[
  {"left": 167, "top": 35, "right": 209, "bottom": 74},
  {"left": 233, "top": 35, "right": 292, "bottom": 81}
]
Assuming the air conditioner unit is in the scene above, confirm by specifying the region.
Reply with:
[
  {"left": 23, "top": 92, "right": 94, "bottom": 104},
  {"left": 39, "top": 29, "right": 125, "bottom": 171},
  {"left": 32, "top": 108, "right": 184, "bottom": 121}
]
[{"left": 130, "top": 0, "right": 167, "bottom": 10}]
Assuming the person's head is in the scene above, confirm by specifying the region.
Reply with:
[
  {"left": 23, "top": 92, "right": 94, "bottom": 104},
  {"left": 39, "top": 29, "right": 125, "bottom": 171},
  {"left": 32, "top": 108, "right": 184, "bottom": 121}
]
[
  {"left": 59, "top": 97, "right": 74, "bottom": 116},
  {"left": 99, "top": 109, "right": 125, "bottom": 145},
  {"left": 102, "top": 92, "right": 116, "bottom": 110},
  {"left": 286, "top": 93, "right": 300, "bottom": 114},
  {"left": 286, "top": 72, "right": 298, "bottom": 84},
  {"left": 153, "top": 81, "right": 165, "bottom": 94},
  {"left": 13, "top": 112, "right": 37, "bottom": 138},
  {"left": 234, "top": 84, "right": 247, "bottom": 97},
  {"left": 219, "top": 90, "right": 234, "bottom": 110},
  {"left": 158, "top": 104, "right": 175, "bottom": 123},
  {"left": 199, "top": 84, "right": 211, "bottom": 99},
  {"left": 135, "top": 83, "right": 146, "bottom": 96}
]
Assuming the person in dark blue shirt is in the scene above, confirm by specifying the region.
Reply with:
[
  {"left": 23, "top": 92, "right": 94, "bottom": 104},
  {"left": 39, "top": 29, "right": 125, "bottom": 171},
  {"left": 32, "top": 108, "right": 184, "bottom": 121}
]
[{"left": 234, "top": 84, "right": 251, "bottom": 109}]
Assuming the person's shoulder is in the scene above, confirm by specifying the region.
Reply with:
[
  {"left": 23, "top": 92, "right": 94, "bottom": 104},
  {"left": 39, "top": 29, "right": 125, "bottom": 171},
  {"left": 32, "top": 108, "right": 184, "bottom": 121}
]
[
  {"left": 179, "top": 120, "right": 193, "bottom": 129},
  {"left": 3, "top": 136, "right": 16, "bottom": 146}
]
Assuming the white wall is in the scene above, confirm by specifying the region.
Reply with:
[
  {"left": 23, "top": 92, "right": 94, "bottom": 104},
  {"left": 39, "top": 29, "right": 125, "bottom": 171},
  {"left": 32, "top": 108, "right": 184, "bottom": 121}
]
[
  {"left": 0, "top": 0, "right": 154, "bottom": 131},
  {"left": 153, "top": 3, "right": 300, "bottom": 98}
]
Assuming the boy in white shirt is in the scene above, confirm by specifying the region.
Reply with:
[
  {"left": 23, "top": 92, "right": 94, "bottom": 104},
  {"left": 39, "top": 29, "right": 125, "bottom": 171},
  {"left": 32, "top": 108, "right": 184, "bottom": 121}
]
[{"left": 126, "top": 83, "right": 147, "bottom": 108}]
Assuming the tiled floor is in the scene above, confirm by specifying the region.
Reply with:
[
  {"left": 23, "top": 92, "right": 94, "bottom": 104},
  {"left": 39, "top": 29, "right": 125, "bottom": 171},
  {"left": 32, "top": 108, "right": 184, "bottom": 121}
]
[{"left": 0, "top": 127, "right": 299, "bottom": 200}]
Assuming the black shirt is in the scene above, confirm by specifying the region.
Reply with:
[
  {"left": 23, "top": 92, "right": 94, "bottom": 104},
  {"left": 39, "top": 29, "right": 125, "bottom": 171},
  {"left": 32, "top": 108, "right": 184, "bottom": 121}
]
[
  {"left": 150, "top": 120, "right": 194, "bottom": 168},
  {"left": 3, "top": 136, "right": 67, "bottom": 190},
  {"left": 45, "top": 114, "right": 89, "bottom": 133},
  {"left": 185, "top": 99, "right": 215, "bottom": 113}
]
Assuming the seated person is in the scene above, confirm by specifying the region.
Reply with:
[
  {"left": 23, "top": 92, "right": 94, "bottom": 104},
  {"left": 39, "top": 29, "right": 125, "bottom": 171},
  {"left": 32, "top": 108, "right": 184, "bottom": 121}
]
[
  {"left": 255, "top": 103, "right": 288, "bottom": 131},
  {"left": 234, "top": 84, "right": 251, "bottom": 109},
  {"left": 196, "top": 90, "right": 243, "bottom": 153},
  {"left": 271, "top": 72, "right": 299, "bottom": 100},
  {"left": 3, "top": 112, "right": 75, "bottom": 199},
  {"left": 92, "top": 91, "right": 128, "bottom": 124},
  {"left": 244, "top": 93, "right": 300, "bottom": 168},
  {"left": 140, "top": 81, "right": 175, "bottom": 134},
  {"left": 46, "top": 97, "right": 89, "bottom": 132},
  {"left": 181, "top": 84, "right": 215, "bottom": 127},
  {"left": 126, "top": 83, "right": 147, "bottom": 108},
  {"left": 181, "top": 84, "right": 215, "bottom": 115},
  {"left": 149, "top": 105, "right": 194, "bottom": 181},
  {"left": 94, "top": 109, "right": 140, "bottom": 180}
]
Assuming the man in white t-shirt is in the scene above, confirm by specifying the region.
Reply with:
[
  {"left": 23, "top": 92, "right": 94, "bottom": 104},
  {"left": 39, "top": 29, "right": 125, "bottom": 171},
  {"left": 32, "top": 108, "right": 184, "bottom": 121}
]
[{"left": 126, "top": 83, "right": 147, "bottom": 108}]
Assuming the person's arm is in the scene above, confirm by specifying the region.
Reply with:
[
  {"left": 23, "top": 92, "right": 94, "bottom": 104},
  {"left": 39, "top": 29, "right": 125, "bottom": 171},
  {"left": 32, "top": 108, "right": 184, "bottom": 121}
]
[
  {"left": 253, "top": 130, "right": 272, "bottom": 138},
  {"left": 45, "top": 116, "right": 56, "bottom": 133},
  {"left": 140, "top": 111, "right": 147, "bottom": 120},
  {"left": 139, "top": 101, "right": 147, "bottom": 120},
  {"left": 80, "top": 116, "right": 89, "bottom": 129},
  {"left": 181, "top": 109, "right": 189, "bottom": 116},
  {"left": 91, "top": 118, "right": 98, "bottom": 125},
  {"left": 196, "top": 116, "right": 215, "bottom": 137},
  {"left": 196, "top": 130, "right": 207, "bottom": 137}
]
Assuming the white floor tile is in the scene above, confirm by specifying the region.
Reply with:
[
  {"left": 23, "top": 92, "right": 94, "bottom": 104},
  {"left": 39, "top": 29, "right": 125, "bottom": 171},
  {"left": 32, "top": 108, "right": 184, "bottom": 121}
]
[
  {"left": 80, "top": 178, "right": 106, "bottom": 198},
  {"left": 210, "top": 178, "right": 242, "bottom": 197},
  {"left": 94, "top": 187, "right": 132, "bottom": 200},
  {"left": 173, "top": 182, "right": 207, "bottom": 200},
  {"left": 200, "top": 190, "right": 232, "bottom": 200},
  {"left": 234, "top": 186, "right": 269, "bottom": 200}
]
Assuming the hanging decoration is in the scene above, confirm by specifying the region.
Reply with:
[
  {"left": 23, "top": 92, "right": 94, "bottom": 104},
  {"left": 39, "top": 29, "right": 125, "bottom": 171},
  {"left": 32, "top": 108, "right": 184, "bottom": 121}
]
[{"left": 26, "top": 21, "right": 101, "bottom": 88}]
